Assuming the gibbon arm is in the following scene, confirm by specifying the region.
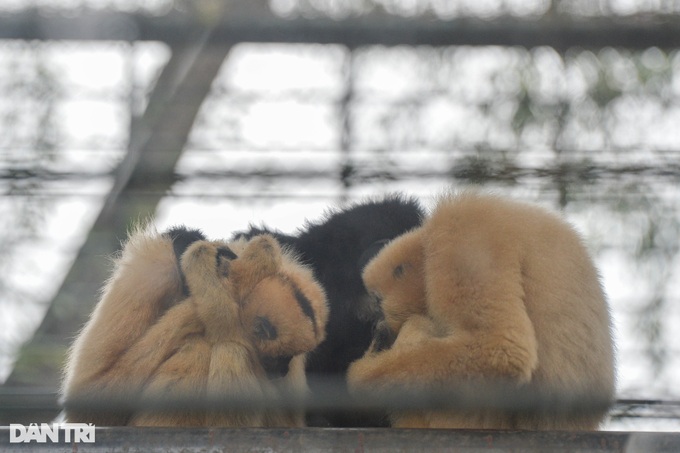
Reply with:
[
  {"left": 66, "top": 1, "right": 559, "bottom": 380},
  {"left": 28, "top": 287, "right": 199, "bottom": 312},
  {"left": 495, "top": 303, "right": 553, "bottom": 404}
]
[
  {"left": 347, "top": 309, "right": 538, "bottom": 395},
  {"left": 63, "top": 230, "right": 184, "bottom": 393},
  {"left": 63, "top": 301, "right": 203, "bottom": 424},
  {"left": 204, "top": 342, "right": 270, "bottom": 427},
  {"left": 129, "top": 337, "right": 212, "bottom": 427}
]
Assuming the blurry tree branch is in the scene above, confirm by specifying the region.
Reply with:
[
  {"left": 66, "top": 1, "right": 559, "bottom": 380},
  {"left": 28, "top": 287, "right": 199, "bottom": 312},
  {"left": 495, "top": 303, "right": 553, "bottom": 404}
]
[{"left": 2, "top": 15, "right": 233, "bottom": 410}]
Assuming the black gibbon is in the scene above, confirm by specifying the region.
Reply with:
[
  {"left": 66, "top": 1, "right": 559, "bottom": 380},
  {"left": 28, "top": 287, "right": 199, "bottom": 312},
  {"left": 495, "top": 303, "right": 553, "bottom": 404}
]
[
  {"left": 234, "top": 195, "right": 425, "bottom": 426},
  {"left": 347, "top": 192, "right": 616, "bottom": 430},
  {"left": 61, "top": 227, "right": 327, "bottom": 427}
]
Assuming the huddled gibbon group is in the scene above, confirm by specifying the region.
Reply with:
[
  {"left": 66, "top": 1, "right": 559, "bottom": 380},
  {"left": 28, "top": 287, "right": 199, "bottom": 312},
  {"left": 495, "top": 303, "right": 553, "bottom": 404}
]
[
  {"left": 62, "top": 228, "right": 328, "bottom": 427},
  {"left": 61, "top": 191, "right": 616, "bottom": 430}
]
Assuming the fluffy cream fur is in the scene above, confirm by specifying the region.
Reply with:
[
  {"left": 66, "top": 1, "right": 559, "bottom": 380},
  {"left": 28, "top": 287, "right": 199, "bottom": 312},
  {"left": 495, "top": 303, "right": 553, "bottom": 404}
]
[
  {"left": 348, "top": 192, "right": 615, "bottom": 430},
  {"left": 62, "top": 228, "right": 327, "bottom": 427}
]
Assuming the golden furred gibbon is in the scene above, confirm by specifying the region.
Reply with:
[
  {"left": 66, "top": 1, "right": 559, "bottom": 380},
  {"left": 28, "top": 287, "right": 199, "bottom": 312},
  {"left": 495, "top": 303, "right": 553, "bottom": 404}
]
[
  {"left": 347, "top": 192, "right": 615, "bottom": 430},
  {"left": 61, "top": 227, "right": 328, "bottom": 427}
]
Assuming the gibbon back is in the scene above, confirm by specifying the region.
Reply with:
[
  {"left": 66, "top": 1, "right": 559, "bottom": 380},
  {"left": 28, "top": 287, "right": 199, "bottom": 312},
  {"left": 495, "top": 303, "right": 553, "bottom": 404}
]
[{"left": 349, "top": 192, "right": 615, "bottom": 430}]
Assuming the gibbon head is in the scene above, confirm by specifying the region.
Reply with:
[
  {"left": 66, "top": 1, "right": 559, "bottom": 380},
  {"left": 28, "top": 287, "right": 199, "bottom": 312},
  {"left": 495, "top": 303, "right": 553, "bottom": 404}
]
[
  {"left": 226, "top": 235, "right": 328, "bottom": 359},
  {"left": 180, "top": 234, "right": 328, "bottom": 378},
  {"left": 241, "top": 264, "right": 328, "bottom": 372},
  {"left": 362, "top": 228, "right": 426, "bottom": 334}
]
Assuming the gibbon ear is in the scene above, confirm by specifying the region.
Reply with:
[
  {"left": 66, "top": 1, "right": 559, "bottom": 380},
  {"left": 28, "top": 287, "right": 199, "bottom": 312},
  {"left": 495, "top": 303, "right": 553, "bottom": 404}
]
[{"left": 165, "top": 226, "right": 207, "bottom": 296}]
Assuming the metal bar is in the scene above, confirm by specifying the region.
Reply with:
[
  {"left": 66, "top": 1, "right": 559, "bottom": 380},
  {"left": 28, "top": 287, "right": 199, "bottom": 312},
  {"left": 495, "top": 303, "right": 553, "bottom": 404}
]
[
  {"left": 2, "top": 386, "right": 679, "bottom": 423},
  {"left": 1, "top": 163, "right": 679, "bottom": 193},
  {"left": 1, "top": 8, "right": 679, "bottom": 50}
]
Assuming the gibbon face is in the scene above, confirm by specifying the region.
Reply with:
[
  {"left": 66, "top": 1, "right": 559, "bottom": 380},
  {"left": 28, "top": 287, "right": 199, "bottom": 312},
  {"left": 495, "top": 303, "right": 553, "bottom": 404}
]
[
  {"left": 362, "top": 229, "right": 426, "bottom": 334},
  {"left": 243, "top": 272, "right": 327, "bottom": 367}
]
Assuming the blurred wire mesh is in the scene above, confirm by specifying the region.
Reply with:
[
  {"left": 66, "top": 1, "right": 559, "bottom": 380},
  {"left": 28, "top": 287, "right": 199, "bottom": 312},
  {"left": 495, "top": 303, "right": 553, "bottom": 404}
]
[{"left": 1, "top": 0, "right": 680, "bottom": 432}]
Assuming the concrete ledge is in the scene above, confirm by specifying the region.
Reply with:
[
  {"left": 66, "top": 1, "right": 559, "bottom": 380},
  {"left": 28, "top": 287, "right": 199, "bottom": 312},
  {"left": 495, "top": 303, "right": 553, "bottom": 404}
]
[{"left": 1, "top": 427, "right": 680, "bottom": 452}]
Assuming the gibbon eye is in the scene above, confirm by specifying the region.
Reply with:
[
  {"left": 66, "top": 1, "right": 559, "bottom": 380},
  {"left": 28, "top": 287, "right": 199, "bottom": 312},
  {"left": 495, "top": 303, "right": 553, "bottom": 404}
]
[
  {"left": 392, "top": 264, "right": 406, "bottom": 279},
  {"left": 254, "top": 316, "right": 278, "bottom": 340},
  {"left": 216, "top": 247, "right": 237, "bottom": 277}
]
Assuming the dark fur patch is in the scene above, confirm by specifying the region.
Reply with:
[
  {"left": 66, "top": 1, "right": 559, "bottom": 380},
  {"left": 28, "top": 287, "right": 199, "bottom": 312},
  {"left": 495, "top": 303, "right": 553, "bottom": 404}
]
[
  {"left": 217, "top": 246, "right": 237, "bottom": 260},
  {"left": 371, "top": 321, "right": 397, "bottom": 353},
  {"left": 216, "top": 246, "right": 237, "bottom": 277},
  {"left": 165, "top": 226, "right": 207, "bottom": 296},
  {"left": 232, "top": 226, "right": 297, "bottom": 247},
  {"left": 392, "top": 263, "right": 405, "bottom": 279},
  {"left": 261, "top": 355, "right": 293, "bottom": 380},
  {"left": 231, "top": 195, "right": 424, "bottom": 427},
  {"left": 167, "top": 226, "right": 206, "bottom": 259},
  {"left": 291, "top": 283, "right": 318, "bottom": 337},
  {"left": 358, "top": 239, "right": 391, "bottom": 270}
]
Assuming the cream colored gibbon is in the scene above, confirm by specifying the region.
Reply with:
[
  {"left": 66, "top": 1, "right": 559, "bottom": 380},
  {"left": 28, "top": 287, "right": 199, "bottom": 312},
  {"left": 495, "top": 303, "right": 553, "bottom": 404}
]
[
  {"left": 61, "top": 227, "right": 328, "bottom": 427},
  {"left": 347, "top": 192, "right": 615, "bottom": 430}
]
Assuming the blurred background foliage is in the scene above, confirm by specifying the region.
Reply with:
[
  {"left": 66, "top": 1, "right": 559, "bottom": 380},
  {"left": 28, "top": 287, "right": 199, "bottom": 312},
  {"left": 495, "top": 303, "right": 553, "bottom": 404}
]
[{"left": 1, "top": 0, "right": 679, "bottom": 430}]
